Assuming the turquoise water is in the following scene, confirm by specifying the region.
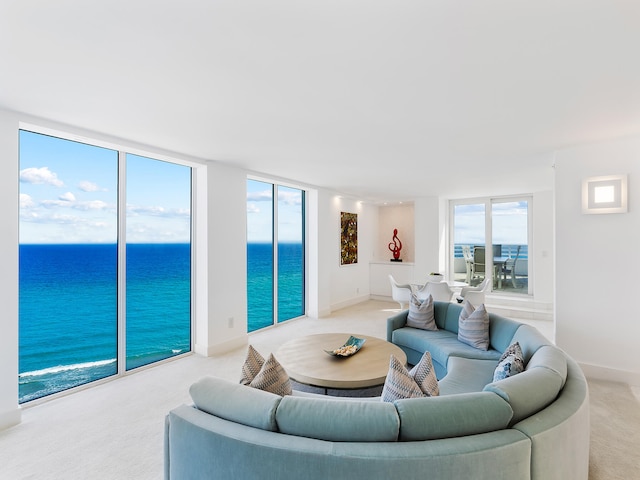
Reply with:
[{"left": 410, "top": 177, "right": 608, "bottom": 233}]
[
  {"left": 19, "top": 242, "right": 303, "bottom": 402},
  {"left": 19, "top": 243, "right": 191, "bottom": 403},
  {"left": 247, "top": 242, "right": 304, "bottom": 332}
]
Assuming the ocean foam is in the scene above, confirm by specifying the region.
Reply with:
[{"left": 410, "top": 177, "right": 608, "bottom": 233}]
[{"left": 19, "top": 358, "right": 117, "bottom": 378}]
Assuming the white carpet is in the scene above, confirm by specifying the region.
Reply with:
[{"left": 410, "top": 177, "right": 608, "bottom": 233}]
[{"left": 0, "top": 300, "right": 636, "bottom": 479}]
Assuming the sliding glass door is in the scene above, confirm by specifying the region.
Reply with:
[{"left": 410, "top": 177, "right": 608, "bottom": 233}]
[
  {"left": 451, "top": 197, "right": 530, "bottom": 294},
  {"left": 491, "top": 199, "right": 529, "bottom": 293}
]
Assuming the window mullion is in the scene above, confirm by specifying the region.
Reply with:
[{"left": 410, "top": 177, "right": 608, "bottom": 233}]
[
  {"left": 117, "top": 151, "right": 127, "bottom": 375},
  {"left": 273, "top": 184, "right": 279, "bottom": 325}
]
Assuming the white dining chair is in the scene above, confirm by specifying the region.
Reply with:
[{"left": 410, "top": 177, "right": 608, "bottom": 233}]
[
  {"left": 457, "top": 277, "right": 490, "bottom": 305},
  {"left": 388, "top": 274, "right": 412, "bottom": 309},
  {"left": 415, "top": 281, "right": 454, "bottom": 302}
]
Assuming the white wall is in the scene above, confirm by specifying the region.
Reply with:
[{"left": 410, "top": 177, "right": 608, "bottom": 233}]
[
  {"left": 307, "top": 189, "right": 332, "bottom": 318},
  {"left": 377, "top": 204, "right": 415, "bottom": 262},
  {"left": 328, "top": 196, "right": 375, "bottom": 310},
  {"left": 555, "top": 135, "right": 640, "bottom": 386},
  {"left": 0, "top": 109, "right": 20, "bottom": 430},
  {"left": 414, "top": 197, "right": 442, "bottom": 283},
  {"left": 531, "top": 190, "right": 554, "bottom": 305},
  {"left": 195, "top": 163, "right": 248, "bottom": 355}
]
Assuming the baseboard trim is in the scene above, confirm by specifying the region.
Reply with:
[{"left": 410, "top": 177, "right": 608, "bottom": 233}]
[
  {"left": 0, "top": 407, "right": 21, "bottom": 431},
  {"left": 579, "top": 362, "right": 640, "bottom": 387},
  {"left": 195, "top": 336, "right": 247, "bottom": 357},
  {"left": 330, "top": 294, "right": 370, "bottom": 313}
]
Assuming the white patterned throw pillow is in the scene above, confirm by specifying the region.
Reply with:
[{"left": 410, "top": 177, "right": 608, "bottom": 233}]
[
  {"left": 240, "top": 344, "right": 265, "bottom": 385},
  {"left": 249, "top": 353, "right": 293, "bottom": 396},
  {"left": 458, "top": 301, "right": 490, "bottom": 350},
  {"left": 382, "top": 352, "right": 440, "bottom": 402},
  {"left": 409, "top": 351, "right": 440, "bottom": 396},
  {"left": 493, "top": 342, "right": 525, "bottom": 381},
  {"left": 382, "top": 355, "right": 424, "bottom": 402},
  {"left": 407, "top": 294, "right": 438, "bottom": 331}
]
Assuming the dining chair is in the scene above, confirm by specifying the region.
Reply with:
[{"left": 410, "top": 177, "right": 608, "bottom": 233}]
[
  {"left": 388, "top": 274, "right": 412, "bottom": 309},
  {"left": 472, "top": 246, "right": 486, "bottom": 282},
  {"left": 457, "top": 277, "right": 490, "bottom": 305},
  {"left": 501, "top": 246, "right": 521, "bottom": 288},
  {"left": 462, "top": 245, "right": 474, "bottom": 284},
  {"left": 415, "top": 281, "right": 454, "bottom": 302}
]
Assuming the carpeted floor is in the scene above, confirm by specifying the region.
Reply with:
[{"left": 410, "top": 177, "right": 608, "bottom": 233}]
[
  {"left": 588, "top": 379, "right": 640, "bottom": 479},
  {"left": 0, "top": 300, "right": 637, "bottom": 479}
]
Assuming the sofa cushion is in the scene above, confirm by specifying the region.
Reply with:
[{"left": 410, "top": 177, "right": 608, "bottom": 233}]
[
  {"left": 407, "top": 294, "right": 437, "bottom": 331},
  {"left": 249, "top": 353, "right": 292, "bottom": 397},
  {"left": 487, "top": 314, "right": 523, "bottom": 353},
  {"left": 394, "top": 391, "right": 514, "bottom": 441},
  {"left": 189, "top": 376, "right": 282, "bottom": 431},
  {"left": 484, "top": 366, "right": 564, "bottom": 424},
  {"left": 526, "top": 345, "right": 568, "bottom": 387},
  {"left": 381, "top": 355, "right": 425, "bottom": 402},
  {"left": 240, "top": 344, "right": 265, "bottom": 385},
  {"left": 409, "top": 351, "right": 439, "bottom": 396},
  {"left": 392, "top": 327, "right": 502, "bottom": 371},
  {"left": 438, "top": 357, "right": 498, "bottom": 395},
  {"left": 458, "top": 302, "right": 490, "bottom": 350},
  {"left": 276, "top": 395, "right": 399, "bottom": 442},
  {"left": 509, "top": 324, "right": 553, "bottom": 363},
  {"left": 493, "top": 342, "right": 525, "bottom": 382}
]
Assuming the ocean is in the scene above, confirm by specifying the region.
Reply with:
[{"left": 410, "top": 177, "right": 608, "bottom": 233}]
[
  {"left": 19, "top": 243, "right": 191, "bottom": 403},
  {"left": 247, "top": 242, "right": 305, "bottom": 332},
  {"left": 19, "top": 242, "right": 304, "bottom": 403}
]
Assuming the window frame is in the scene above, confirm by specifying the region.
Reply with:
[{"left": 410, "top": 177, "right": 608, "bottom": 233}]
[
  {"left": 448, "top": 195, "right": 532, "bottom": 295},
  {"left": 247, "top": 176, "right": 307, "bottom": 333},
  {"left": 18, "top": 124, "right": 197, "bottom": 404}
]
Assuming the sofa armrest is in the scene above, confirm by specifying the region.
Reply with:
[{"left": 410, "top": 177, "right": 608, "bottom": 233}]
[{"left": 387, "top": 310, "right": 409, "bottom": 342}]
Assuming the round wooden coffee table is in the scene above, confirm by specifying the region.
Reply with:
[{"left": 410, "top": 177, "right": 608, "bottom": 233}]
[{"left": 275, "top": 333, "right": 407, "bottom": 391}]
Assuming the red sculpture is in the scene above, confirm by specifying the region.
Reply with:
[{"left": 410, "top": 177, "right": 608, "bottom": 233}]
[{"left": 388, "top": 228, "right": 402, "bottom": 261}]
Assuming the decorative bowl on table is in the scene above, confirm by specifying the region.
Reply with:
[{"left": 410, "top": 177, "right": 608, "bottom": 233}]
[{"left": 324, "top": 336, "right": 366, "bottom": 357}]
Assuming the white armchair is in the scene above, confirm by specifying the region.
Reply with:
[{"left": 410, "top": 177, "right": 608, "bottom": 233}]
[
  {"left": 415, "top": 281, "right": 454, "bottom": 302},
  {"left": 457, "top": 278, "right": 490, "bottom": 305},
  {"left": 389, "top": 274, "right": 412, "bottom": 309}
]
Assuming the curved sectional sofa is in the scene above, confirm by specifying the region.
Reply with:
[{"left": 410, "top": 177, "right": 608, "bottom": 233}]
[{"left": 164, "top": 301, "right": 590, "bottom": 480}]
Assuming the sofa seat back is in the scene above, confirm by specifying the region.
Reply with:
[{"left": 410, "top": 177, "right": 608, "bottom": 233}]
[
  {"left": 391, "top": 327, "right": 502, "bottom": 379},
  {"left": 393, "top": 391, "right": 513, "bottom": 441},
  {"left": 276, "top": 395, "right": 400, "bottom": 442},
  {"left": 189, "top": 376, "right": 282, "bottom": 431},
  {"left": 484, "top": 345, "right": 568, "bottom": 425}
]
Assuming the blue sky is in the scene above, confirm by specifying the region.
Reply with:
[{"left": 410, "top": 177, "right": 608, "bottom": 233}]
[
  {"left": 454, "top": 202, "right": 528, "bottom": 245},
  {"left": 246, "top": 179, "right": 303, "bottom": 243},
  {"left": 19, "top": 130, "right": 191, "bottom": 244}
]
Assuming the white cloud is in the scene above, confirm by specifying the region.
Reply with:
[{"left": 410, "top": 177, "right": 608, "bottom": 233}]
[
  {"left": 59, "top": 192, "right": 76, "bottom": 202},
  {"left": 278, "top": 190, "right": 302, "bottom": 206},
  {"left": 127, "top": 204, "right": 190, "bottom": 218},
  {"left": 19, "top": 167, "right": 64, "bottom": 187},
  {"left": 20, "top": 193, "right": 35, "bottom": 209},
  {"left": 74, "top": 200, "right": 111, "bottom": 211},
  {"left": 247, "top": 190, "right": 273, "bottom": 202},
  {"left": 41, "top": 199, "right": 70, "bottom": 208},
  {"left": 247, "top": 203, "right": 260, "bottom": 214},
  {"left": 78, "top": 180, "right": 106, "bottom": 192}
]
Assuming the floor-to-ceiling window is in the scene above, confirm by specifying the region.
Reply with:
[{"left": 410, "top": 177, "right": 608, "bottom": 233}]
[
  {"left": 18, "top": 130, "right": 192, "bottom": 403},
  {"left": 451, "top": 197, "right": 530, "bottom": 294},
  {"left": 125, "top": 154, "right": 192, "bottom": 370},
  {"left": 247, "top": 179, "right": 305, "bottom": 332}
]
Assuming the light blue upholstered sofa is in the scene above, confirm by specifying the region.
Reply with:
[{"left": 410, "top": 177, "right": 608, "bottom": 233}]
[{"left": 165, "top": 302, "right": 589, "bottom": 480}]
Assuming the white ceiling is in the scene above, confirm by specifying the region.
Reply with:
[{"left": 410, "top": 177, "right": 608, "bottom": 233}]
[{"left": 1, "top": 1, "right": 639, "bottom": 202}]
